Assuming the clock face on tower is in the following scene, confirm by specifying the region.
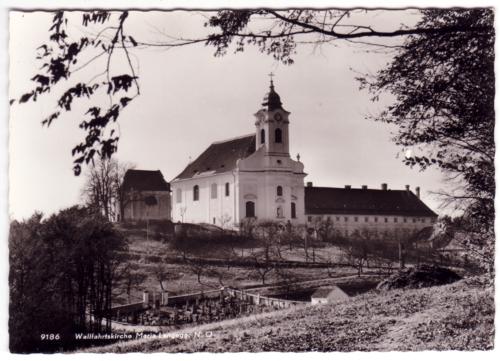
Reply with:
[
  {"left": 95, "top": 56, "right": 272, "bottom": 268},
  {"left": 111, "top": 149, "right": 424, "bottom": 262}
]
[{"left": 274, "top": 113, "right": 282, "bottom": 121}]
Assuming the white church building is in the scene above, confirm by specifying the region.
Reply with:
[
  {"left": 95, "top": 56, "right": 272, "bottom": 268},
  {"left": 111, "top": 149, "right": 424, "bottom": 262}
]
[
  {"left": 171, "top": 79, "right": 306, "bottom": 227},
  {"left": 170, "top": 80, "right": 437, "bottom": 231}
]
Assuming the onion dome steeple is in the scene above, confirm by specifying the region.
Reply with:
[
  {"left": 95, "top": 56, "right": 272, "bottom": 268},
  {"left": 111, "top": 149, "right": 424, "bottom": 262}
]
[{"left": 262, "top": 73, "right": 284, "bottom": 111}]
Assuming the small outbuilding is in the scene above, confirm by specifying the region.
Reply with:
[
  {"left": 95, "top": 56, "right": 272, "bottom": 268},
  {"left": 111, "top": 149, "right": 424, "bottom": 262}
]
[
  {"left": 120, "top": 169, "right": 171, "bottom": 222},
  {"left": 310, "top": 286, "right": 349, "bottom": 305}
]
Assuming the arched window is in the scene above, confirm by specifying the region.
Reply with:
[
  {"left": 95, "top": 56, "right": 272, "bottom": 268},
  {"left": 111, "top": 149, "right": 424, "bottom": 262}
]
[
  {"left": 277, "top": 185, "right": 283, "bottom": 197},
  {"left": 275, "top": 128, "right": 282, "bottom": 143},
  {"left": 193, "top": 185, "right": 199, "bottom": 201},
  {"left": 210, "top": 183, "right": 217, "bottom": 199},
  {"left": 260, "top": 129, "right": 265, "bottom": 144},
  {"left": 225, "top": 182, "right": 230, "bottom": 197},
  {"left": 291, "top": 202, "right": 296, "bottom": 219},
  {"left": 246, "top": 201, "right": 255, "bottom": 218}
]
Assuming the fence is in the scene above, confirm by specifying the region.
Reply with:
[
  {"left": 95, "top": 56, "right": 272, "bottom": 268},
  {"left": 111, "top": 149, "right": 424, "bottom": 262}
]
[{"left": 223, "top": 287, "right": 308, "bottom": 308}]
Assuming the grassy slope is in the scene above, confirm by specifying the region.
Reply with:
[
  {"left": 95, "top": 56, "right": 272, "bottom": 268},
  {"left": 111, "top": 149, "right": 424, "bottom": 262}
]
[
  {"left": 116, "top": 233, "right": 355, "bottom": 304},
  {"left": 93, "top": 276, "right": 494, "bottom": 352}
]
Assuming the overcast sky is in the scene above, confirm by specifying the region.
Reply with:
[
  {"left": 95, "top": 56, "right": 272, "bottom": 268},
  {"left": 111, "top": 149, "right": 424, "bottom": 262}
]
[{"left": 8, "top": 9, "right": 447, "bottom": 220}]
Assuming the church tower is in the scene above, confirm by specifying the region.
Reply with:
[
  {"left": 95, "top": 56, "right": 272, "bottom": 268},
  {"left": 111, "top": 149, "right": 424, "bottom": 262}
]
[{"left": 254, "top": 77, "right": 290, "bottom": 156}]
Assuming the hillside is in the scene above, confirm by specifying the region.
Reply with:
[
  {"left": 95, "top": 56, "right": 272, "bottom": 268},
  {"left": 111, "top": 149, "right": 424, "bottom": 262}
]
[{"left": 90, "top": 276, "right": 493, "bottom": 352}]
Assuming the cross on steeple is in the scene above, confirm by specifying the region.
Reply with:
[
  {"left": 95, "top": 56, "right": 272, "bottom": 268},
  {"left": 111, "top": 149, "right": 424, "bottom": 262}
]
[{"left": 268, "top": 72, "right": 275, "bottom": 88}]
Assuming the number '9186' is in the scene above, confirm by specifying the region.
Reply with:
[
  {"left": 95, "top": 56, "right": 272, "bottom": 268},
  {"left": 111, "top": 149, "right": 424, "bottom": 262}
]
[{"left": 41, "top": 334, "right": 60, "bottom": 341}]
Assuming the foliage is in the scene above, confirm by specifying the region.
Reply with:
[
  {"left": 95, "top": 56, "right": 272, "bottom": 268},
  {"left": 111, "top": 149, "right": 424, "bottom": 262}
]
[
  {"left": 433, "top": 215, "right": 495, "bottom": 274},
  {"left": 9, "top": 207, "right": 128, "bottom": 353},
  {"left": 14, "top": 11, "right": 139, "bottom": 175},
  {"left": 82, "top": 157, "right": 133, "bottom": 221},
  {"left": 358, "top": 9, "right": 494, "bottom": 269},
  {"left": 205, "top": 9, "right": 491, "bottom": 64},
  {"left": 13, "top": 9, "right": 492, "bottom": 174}
]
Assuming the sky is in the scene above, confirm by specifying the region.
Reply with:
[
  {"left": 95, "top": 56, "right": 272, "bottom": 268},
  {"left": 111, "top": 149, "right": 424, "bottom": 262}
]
[{"left": 8, "top": 9, "right": 448, "bottom": 221}]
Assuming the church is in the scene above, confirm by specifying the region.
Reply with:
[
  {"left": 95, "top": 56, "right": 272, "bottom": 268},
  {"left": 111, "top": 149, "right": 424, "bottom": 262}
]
[{"left": 170, "top": 79, "right": 437, "bottom": 232}]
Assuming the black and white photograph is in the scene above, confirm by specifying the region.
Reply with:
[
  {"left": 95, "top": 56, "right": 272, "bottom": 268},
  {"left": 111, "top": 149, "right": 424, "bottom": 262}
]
[{"left": 3, "top": 0, "right": 496, "bottom": 355}]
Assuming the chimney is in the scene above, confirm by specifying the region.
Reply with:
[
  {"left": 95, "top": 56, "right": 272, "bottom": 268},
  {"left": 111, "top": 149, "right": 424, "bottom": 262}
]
[
  {"left": 405, "top": 185, "right": 410, "bottom": 191},
  {"left": 416, "top": 186, "right": 421, "bottom": 198},
  {"left": 361, "top": 185, "right": 368, "bottom": 190},
  {"left": 306, "top": 182, "right": 313, "bottom": 187},
  {"left": 143, "top": 291, "right": 150, "bottom": 306},
  {"left": 381, "top": 183, "right": 388, "bottom": 191},
  {"left": 345, "top": 185, "right": 351, "bottom": 189}
]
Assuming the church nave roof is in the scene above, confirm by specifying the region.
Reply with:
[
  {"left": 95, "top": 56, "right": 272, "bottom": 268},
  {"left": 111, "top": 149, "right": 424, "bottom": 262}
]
[{"left": 174, "top": 134, "right": 256, "bottom": 180}]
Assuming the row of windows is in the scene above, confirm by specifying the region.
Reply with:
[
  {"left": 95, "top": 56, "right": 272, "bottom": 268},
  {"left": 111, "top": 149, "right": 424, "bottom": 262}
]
[
  {"left": 176, "top": 183, "right": 230, "bottom": 203},
  {"left": 307, "top": 215, "right": 430, "bottom": 223},
  {"left": 328, "top": 229, "right": 418, "bottom": 238},
  {"left": 260, "top": 128, "right": 283, "bottom": 144},
  {"left": 177, "top": 184, "right": 285, "bottom": 203},
  {"left": 245, "top": 201, "right": 296, "bottom": 219}
]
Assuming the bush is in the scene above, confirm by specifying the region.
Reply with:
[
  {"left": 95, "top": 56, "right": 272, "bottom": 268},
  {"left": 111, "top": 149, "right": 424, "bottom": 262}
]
[{"left": 377, "top": 264, "right": 461, "bottom": 291}]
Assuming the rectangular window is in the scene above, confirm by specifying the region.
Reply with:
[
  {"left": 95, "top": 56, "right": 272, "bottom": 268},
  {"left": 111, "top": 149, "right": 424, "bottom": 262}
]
[
  {"left": 176, "top": 188, "right": 182, "bottom": 203},
  {"left": 365, "top": 217, "right": 369, "bottom": 222},
  {"left": 210, "top": 183, "right": 218, "bottom": 199},
  {"left": 421, "top": 218, "right": 425, "bottom": 223},
  {"left": 308, "top": 216, "right": 312, "bottom": 222},
  {"left": 193, "top": 185, "right": 199, "bottom": 201},
  {"left": 404, "top": 218, "right": 407, "bottom": 223},
  {"left": 336, "top": 216, "right": 340, "bottom": 222},
  {"left": 225, "top": 182, "right": 230, "bottom": 196},
  {"left": 412, "top": 218, "right": 416, "bottom": 223},
  {"left": 344, "top": 217, "right": 348, "bottom": 222},
  {"left": 374, "top": 217, "right": 378, "bottom": 222},
  {"left": 354, "top": 217, "right": 358, "bottom": 222},
  {"left": 384, "top": 218, "right": 388, "bottom": 223},
  {"left": 394, "top": 217, "right": 398, "bottom": 223}
]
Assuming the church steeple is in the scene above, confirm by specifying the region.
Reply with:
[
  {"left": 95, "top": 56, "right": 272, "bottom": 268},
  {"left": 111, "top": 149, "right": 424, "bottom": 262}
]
[
  {"left": 262, "top": 75, "right": 284, "bottom": 111},
  {"left": 254, "top": 75, "right": 290, "bottom": 156}
]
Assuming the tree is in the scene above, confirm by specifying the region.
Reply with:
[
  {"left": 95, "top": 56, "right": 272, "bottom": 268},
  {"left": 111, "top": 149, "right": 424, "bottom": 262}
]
[
  {"left": 153, "top": 263, "right": 176, "bottom": 292},
  {"left": 359, "top": 9, "right": 494, "bottom": 270},
  {"left": 81, "top": 157, "right": 133, "bottom": 221},
  {"left": 9, "top": 207, "right": 128, "bottom": 353},
  {"left": 118, "top": 261, "right": 148, "bottom": 304},
  {"left": 12, "top": 9, "right": 492, "bottom": 175}
]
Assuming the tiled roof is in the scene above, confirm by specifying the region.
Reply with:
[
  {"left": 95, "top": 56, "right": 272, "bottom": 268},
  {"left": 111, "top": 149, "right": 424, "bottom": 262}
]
[
  {"left": 122, "top": 169, "right": 170, "bottom": 192},
  {"left": 305, "top": 186, "right": 437, "bottom": 217},
  {"left": 174, "top": 134, "right": 256, "bottom": 180}
]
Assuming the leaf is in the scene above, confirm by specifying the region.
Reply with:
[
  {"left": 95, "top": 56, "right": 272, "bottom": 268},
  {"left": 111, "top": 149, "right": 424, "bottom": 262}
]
[
  {"left": 128, "top": 36, "right": 138, "bottom": 47},
  {"left": 75, "top": 155, "right": 85, "bottom": 164},
  {"left": 41, "top": 112, "right": 60, "bottom": 127},
  {"left": 19, "top": 92, "right": 34, "bottom": 103},
  {"left": 120, "top": 97, "right": 132, "bottom": 107},
  {"left": 73, "top": 164, "right": 81, "bottom": 176}
]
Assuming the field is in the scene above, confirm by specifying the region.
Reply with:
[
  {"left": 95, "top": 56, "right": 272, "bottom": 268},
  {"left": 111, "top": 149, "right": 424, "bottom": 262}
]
[
  {"left": 114, "top": 227, "right": 361, "bottom": 305},
  {"left": 91, "top": 275, "right": 493, "bottom": 352}
]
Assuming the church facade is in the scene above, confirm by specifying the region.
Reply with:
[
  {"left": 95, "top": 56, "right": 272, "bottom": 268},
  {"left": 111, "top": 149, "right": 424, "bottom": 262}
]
[
  {"left": 170, "top": 80, "right": 437, "bottom": 231},
  {"left": 170, "top": 80, "right": 306, "bottom": 227}
]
